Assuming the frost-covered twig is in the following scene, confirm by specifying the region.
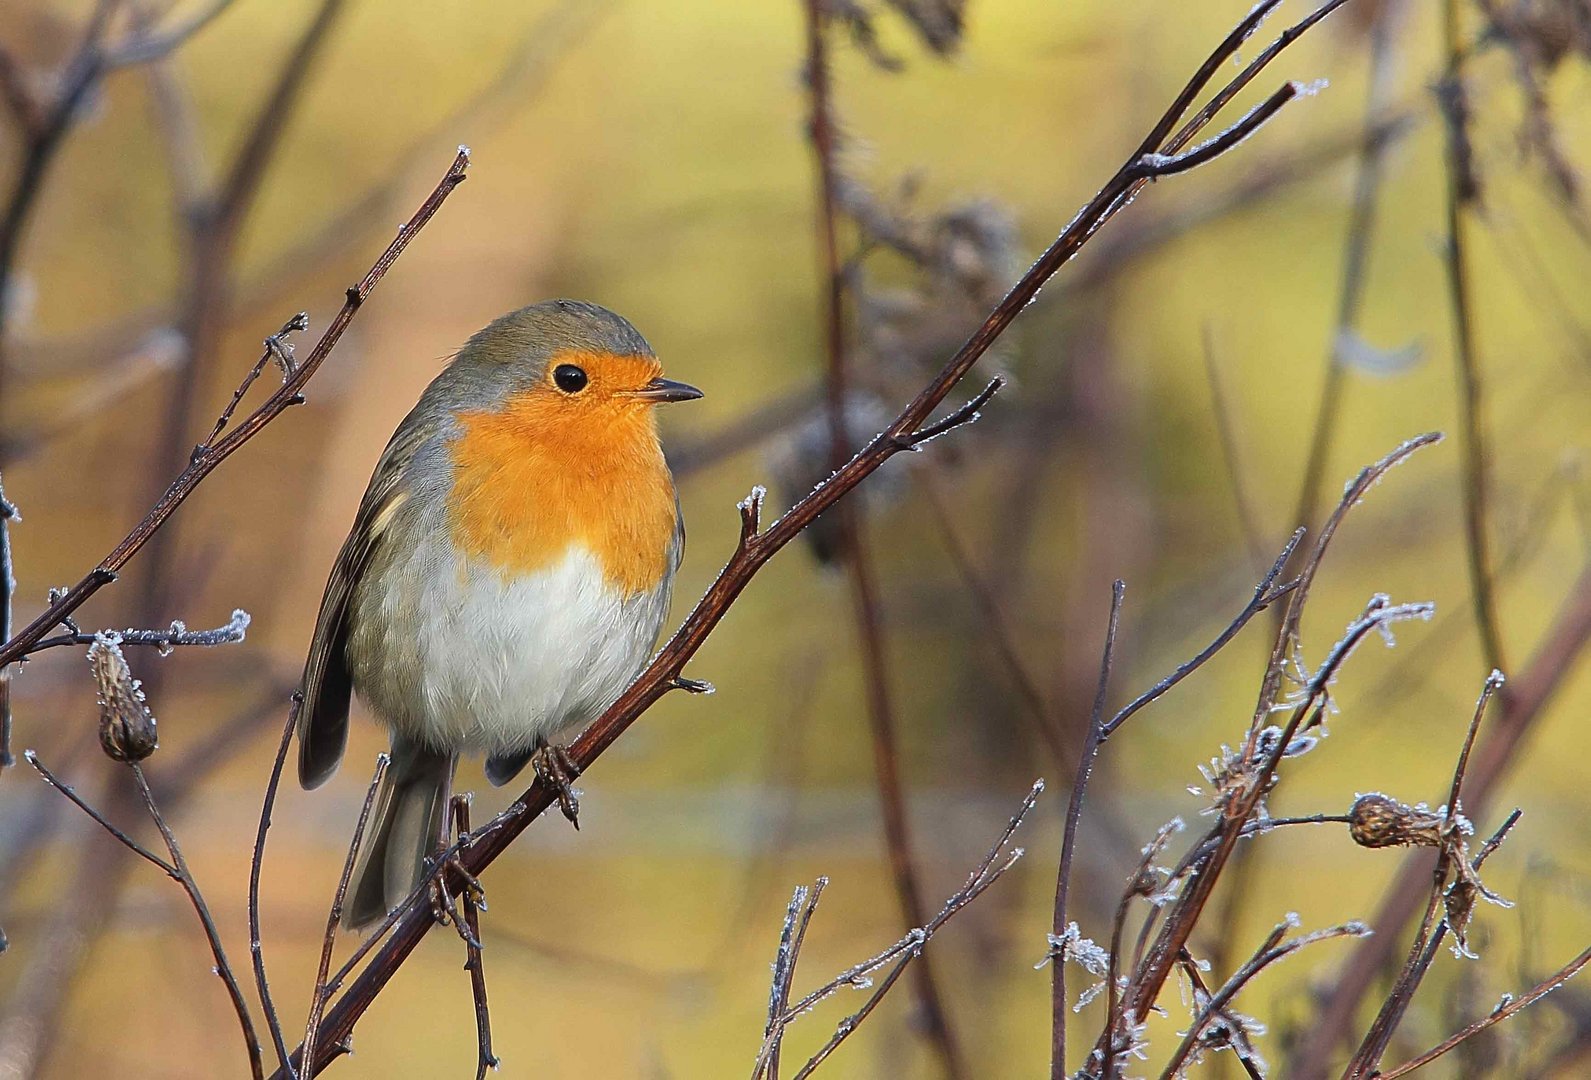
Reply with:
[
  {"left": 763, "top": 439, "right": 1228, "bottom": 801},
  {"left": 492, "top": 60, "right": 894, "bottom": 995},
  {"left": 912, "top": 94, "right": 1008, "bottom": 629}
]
[
  {"left": 1158, "top": 918, "right": 1370, "bottom": 1079},
  {"left": 30, "top": 608, "right": 251, "bottom": 654},
  {"left": 747, "top": 781, "right": 1039, "bottom": 1080},
  {"left": 252, "top": 699, "right": 303, "bottom": 1078},
  {"left": 756, "top": 877, "right": 827, "bottom": 1080},
  {"left": 0, "top": 473, "right": 15, "bottom": 772},
  {"left": 1344, "top": 671, "right": 1514, "bottom": 1078}
]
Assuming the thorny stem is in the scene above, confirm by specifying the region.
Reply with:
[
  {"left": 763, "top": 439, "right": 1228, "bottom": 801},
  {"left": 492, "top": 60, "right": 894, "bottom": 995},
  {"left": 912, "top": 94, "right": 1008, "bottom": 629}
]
[
  {"left": 1052, "top": 580, "right": 1124, "bottom": 1077},
  {"left": 279, "top": 4, "right": 1336, "bottom": 1067},
  {"left": 801, "top": 2, "right": 966, "bottom": 1075},
  {"left": 0, "top": 149, "right": 469, "bottom": 671}
]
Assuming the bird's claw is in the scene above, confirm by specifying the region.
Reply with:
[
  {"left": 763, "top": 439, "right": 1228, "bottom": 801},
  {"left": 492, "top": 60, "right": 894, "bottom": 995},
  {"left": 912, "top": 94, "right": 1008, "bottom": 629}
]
[{"left": 532, "top": 741, "right": 582, "bottom": 829}]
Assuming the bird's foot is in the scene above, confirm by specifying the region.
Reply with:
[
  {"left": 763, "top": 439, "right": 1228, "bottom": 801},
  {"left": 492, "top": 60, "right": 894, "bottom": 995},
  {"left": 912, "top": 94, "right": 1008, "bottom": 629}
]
[{"left": 532, "top": 738, "right": 582, "bottom": 829}]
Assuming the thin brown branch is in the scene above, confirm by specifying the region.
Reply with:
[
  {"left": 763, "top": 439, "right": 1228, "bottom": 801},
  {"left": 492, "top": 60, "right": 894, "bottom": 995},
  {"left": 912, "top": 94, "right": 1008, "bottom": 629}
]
[
  {"left": 23, "top": 750, "right": 175, "bottom": 875},
  {"left": 0, "top": 149, "right": 468, "bottom": 670},
  {"left": 128, "top": 761, "right": 264, "bottom": 1080},
  {"left": 302, "top": 753, "right": 388, "bottom": 1080},
  {"left": 29, "top": 608, "right": 250, "bottom": 654},
  {"left": 1439, "top": 0, "right": 1508, "bottom": 676},
  {"left": 1103, "top": 531, "right": 1302, "bottom": 741},
  {"left": 1052, "top": 579, "right": 1124, "bottom": 1077},
  {"left": 251, "top": 699, "right": 304, "bottom": 1078},
  {"left": 1376, "top": 947, "right": 1591, "bottom": 1078},
  {"left": 449, "top": 796, "right": 497, "bottom": 1080},
  {"left": 778, "top": 782, "right": 1040, "bottom": 1080}
]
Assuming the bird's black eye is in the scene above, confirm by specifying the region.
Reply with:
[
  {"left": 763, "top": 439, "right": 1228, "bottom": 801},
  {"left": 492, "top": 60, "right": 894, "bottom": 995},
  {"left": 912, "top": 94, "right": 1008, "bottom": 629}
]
[{"left": 553, "top": 364, "right": 588, "bottom": 393}]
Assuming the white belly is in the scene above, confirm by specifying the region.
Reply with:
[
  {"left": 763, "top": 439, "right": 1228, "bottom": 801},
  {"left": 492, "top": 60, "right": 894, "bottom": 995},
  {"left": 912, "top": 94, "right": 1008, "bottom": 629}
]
[{"left": 347, "top": 537, "right": 670, "bottom": 756}]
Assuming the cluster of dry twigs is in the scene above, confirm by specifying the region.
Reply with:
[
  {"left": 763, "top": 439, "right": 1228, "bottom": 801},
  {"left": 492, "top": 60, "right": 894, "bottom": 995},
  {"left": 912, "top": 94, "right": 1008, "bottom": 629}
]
[{"left": 1, "top": 0, "right": 1589, "bottom": 1077}]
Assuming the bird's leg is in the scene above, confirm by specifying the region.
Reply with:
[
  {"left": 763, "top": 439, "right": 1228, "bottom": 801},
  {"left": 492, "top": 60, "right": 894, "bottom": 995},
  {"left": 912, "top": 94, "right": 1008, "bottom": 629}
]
[
  {"left": 532, "top": 735, "right": 582, "bottom": 829},
  {"left": 430, "top": 795, "right": 487, "bottom": 940}
]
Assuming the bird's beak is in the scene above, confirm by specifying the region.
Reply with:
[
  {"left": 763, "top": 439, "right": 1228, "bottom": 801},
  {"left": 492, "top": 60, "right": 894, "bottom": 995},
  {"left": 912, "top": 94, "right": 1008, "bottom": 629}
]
[{"left": 630, "top": 377, "right": 704, "bottom": 403}]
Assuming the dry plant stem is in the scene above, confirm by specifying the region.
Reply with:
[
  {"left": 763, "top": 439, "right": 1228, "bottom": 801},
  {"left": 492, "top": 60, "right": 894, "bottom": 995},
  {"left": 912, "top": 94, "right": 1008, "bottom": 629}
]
[
  {"left": 801, "top": 3, "right": 965, "bottom": 1075},
  {"left": 448, "top": 796, "right": 497, "bottom": 1080},
  {"left": 1102, "top": 531, "right": 1302, "bottom": 742},
  {"left": 30, "top": 609, "right": 250, "bottom": 653},
  {"left": 1293, "top": 565, "right": 1591, "bottom": 1074},
  {"left": 1051, "top": 579, "right": 1124, "bottom": 1077},
  {"left": 758, "top": 878, "right": 827, "bottom": 1080},
  {"left": 302, "top": 753, "right": 389, "bottom": 1080},
  {"left": 1378, "top": 943, "right": 1591, "bottom": 1079},
  {"left": 1102, "top": 435, "right": 1442, "bottom": 1058},
  {"left": 1439, "top": 0, "right": 1508, "bottom": 676},
  {"left": 1199, "top": 327, "right": 1267, "bottom": 572},
  {"left": 128, "top": 761, "right": 265, "bottom": 1080},
  {"left": 0, "top": 476, "right": 15, "bottom": 771},
  {"left": 252, "top": 701, "right": 304, "bottom": 1079},
  {"left": 917, "top": 468, "right": 1070, "bottom": 763},
  {"left": 1159, "top": 922, "right": 1367, "bottom": 1080},
  {"left": 0, "top": 149, "right": 468, "bottom": 670},
  {"left": 1345, "top": 673, "right": 1509, "bottom": 1077},
  {"left": 1290, "top": 0, "right": 1402, "bottom": 538},
  {"left": 26, "top": 750, "right": 263, "bottom": 1078},
  {"left": 782, "top": 783, "right": 1040, "bottom": 1080},
  {"left": 283, "top": 10, "right": 1337, "bottom": 1068}
]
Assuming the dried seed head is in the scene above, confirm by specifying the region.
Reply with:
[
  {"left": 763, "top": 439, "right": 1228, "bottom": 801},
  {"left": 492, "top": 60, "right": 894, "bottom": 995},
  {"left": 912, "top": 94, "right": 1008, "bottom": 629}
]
[
  {"left": 1348, "top": 793, "right": 1445, "bottom": 849},
  {"left": 89, "top": 632, "right": 157, "bottom": 762}
]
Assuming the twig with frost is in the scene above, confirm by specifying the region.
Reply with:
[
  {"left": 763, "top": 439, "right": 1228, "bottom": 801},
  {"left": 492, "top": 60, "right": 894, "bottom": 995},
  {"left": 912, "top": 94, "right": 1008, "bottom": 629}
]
[
  {"left": 30, "top": 608, "right": 251, "bottom": 654},
  {"left": 760, "top": 877, "right": 827, "bottom": 1080},
  {"left": 1344, "top": 671, "right": 1515, "bottom": 1077},
  {"left": 750, "top": 781, "right": 1041, "bottom": 1080},
  {"left": 1159, "top": 918, "right": 1371, "bottom": 1079}
]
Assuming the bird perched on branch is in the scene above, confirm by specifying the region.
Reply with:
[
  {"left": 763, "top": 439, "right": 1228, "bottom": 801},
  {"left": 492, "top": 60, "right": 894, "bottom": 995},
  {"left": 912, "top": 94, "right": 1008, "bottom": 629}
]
[{"left": 297, "top": 299, "right": 702, "bottom": 930}]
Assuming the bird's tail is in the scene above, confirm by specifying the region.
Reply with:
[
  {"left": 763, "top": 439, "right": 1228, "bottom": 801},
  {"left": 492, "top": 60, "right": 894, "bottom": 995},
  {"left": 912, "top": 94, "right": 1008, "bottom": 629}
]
[{"left": 344, "top": 738, "right": 456, "bottom": 931}]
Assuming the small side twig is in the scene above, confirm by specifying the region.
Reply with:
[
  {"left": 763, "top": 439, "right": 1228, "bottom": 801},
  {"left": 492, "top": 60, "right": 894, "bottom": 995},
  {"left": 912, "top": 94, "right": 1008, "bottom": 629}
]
[
  {"left": 449, "top": 795, "right": 497, "bottom": 1080},
  {"left": 25, "top": 750, "right": 263, "bottom": 1080},
  {"left": 251, "top": 698, "right": 303, "bottom": 1078},
  {"left": 757, "top": 877, "right": 828, "bottom": 1080},
  {"left": 1051, "top": 579, "right": 1124, "bottom": 1077},
  {"left": 29, "top": 608, "right": 251, "bottom": 655},
  {"left": 302, "top": 753, "right": 389, "bottom": 1079},
  {"left": 756, "top": 780, "right": 1041, "bottom": 1080}
]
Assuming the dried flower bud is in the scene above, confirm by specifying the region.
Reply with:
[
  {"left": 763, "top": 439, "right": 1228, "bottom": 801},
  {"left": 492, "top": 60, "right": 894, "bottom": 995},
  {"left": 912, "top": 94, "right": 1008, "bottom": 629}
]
[
  {"left": 89, "top": 632, "right": 157, "bottom": 762},
  {"left": 1348, "top": 793, "right": 1445, "bottom": 849}
]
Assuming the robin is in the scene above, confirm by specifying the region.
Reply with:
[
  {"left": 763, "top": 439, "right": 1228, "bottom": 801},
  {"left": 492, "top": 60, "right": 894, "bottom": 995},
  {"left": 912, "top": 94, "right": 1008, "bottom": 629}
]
[{"left": 297, "top": 299, "right": 702, "bottom": 930}]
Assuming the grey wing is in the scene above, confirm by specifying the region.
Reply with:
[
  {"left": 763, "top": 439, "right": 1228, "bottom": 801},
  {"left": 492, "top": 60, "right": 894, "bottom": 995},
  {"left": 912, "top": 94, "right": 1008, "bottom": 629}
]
[{"left": 297, "top": 421, "right": 431, "bottom": 789}]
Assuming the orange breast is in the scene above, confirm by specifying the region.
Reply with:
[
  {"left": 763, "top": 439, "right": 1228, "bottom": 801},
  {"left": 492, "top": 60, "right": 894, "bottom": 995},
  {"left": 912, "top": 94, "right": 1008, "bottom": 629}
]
[{"left": 446, "top": 388, "right": 678, "bottom": 597}]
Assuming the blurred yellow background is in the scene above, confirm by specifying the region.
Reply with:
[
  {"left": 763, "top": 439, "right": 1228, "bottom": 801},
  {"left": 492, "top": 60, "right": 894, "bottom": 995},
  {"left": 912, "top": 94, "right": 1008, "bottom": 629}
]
[{"left": 1, "top": 0, "right": 1590, "bottom": 1076}]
